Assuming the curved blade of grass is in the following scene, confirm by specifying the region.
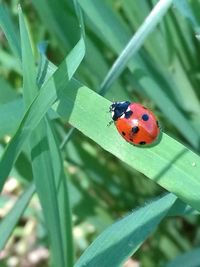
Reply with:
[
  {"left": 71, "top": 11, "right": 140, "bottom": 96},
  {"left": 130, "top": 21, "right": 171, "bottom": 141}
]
[
  {"left": 164, "top": 247, "right": 200, "bottom": 267},
  {"left": 0, "top": 37, "right": 85, "bottom": 191},
  {"left": 19, "top": 5, "right": 38, "bottom": 107},
  {"left": 98, "top": 0, "right": 173, "bottom": 93},
  {"left": 36, "top": 42, "right": 49, "bottom": 87},
  {"left": 75, "top": 193, "right": 177, "bottom": 267},
  {"left": 0, "top": 182, "right": 35, "bottom": 250},
  {"left": 0, "top": 3, "right": 21, "bottom": 59},
  {"left": 47, "top": 120, "right": 74, "bottom": 266},
  {"left": 19, "top": 8, "right": 73, "bottom": 266},
  {"left": 37, "top": 42, "right": 58, "bottom": 87},
  {"left": 29, "top": 119, "right": 68, "bottom": 267},
  {"left": 73, "top": 0, "right": 85, "bottom": 39},
  {"left": 19, "top": 6, "right": 65, "bottom": 265},
  {"left": 53, "top": 80, "right": 200, "bottom": 211}
]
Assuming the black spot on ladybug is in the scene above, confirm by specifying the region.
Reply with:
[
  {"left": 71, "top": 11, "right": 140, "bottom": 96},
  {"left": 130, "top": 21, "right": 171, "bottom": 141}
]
[
  {"left": 132, "top": 126, "right": 139, "bottom": 134},
  {"left": 129, "top": 138, "right": 133, "bottom": 142},
  {"left": 125, "top": 110, "right": 133, "bottom": 119},
  {"left": 142, "top": 114, "right": 149, "bottom": 121},
  {"left": 122, "top": 131, "right": 126, "bottom": 136},
  {"left": 139, "top": 141, "right": 146, "bottom": 145}
]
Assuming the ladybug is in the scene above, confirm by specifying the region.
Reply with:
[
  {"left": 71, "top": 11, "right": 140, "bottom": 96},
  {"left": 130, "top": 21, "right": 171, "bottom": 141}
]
[{"left": 109, "top": 101, "right": 160, "bottom": 146}]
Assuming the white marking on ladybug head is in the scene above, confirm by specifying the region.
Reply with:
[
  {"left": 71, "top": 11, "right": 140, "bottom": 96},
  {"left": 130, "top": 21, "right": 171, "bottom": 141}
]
[{"left": 132, "top": 119, "right": 138, "bottom": 125}]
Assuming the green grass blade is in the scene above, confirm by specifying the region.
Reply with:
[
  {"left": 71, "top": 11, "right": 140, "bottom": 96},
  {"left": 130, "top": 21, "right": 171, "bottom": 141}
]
[
  {"left": 99, "top": 0, "right": 173, "bottom": 94},
  {"left": 0, "top": 182, "right": 35, "bottom": 250},
  {"left": 18, "top": 9, "right": 74, "bottom": 266},
  {"left": 19, "top": 5, "right": 38, "bottom": 107},
  {"left": 73, "top": 0, "right": 85, "bottom": 38},
  {"left": 75, "top": 193, "right": 177, "bottom": 267},
  {"left": 36, "top": 42, "right": 49, "bottom": 87},
  {"left": 0, "top": 3, "right": 21, "bottom": 59},
  {"left": 19, "top": 7, "right": 65, "bottom": 265},
  {"left": 53, "top": 81, "right": 200, "bottom": 211},
  {"left": 0, "top": 37, "right": 85, "bottom": 190},
  {"left": 30, "top": 119, "right": 65, "bottom": 267},
  {"left": 47, "top": 120, "right": 74, "bottom": 266}
]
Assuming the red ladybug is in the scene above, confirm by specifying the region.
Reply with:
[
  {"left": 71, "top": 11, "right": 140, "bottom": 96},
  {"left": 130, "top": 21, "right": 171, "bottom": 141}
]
[{"left": 109, "top": 101, "right": 160, "bottom": 145}]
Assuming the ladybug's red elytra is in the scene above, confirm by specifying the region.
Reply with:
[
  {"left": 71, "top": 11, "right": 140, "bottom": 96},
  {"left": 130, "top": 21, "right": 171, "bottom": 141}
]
[{"left": 109, "top": 101, "right": 160, "bottom": 146}]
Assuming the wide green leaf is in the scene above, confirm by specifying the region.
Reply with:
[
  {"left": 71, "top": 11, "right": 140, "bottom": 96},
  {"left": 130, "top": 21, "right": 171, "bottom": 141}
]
[{"left": 54, "top": 80, "right": 200, "bottom": 211}]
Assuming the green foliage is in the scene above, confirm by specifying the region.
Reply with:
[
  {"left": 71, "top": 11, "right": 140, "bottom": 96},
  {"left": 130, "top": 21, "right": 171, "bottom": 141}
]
[{"left": 0, "top": 0, "right": 200, "bottom": 266}]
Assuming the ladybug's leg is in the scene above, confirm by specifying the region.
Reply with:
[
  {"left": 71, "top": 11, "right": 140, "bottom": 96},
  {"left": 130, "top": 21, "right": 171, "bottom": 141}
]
[{"left": 107, "top": 120, "right": 114, "bottom": 127}]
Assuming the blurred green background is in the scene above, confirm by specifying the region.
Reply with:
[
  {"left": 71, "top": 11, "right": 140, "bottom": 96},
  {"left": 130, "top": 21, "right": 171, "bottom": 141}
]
[{"left": 1, "top": 0, "right": 200, "bottom": 267}]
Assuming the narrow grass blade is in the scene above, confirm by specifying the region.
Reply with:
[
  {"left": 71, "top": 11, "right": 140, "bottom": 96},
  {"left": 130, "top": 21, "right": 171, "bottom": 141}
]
[
  {"left": 47, "top": 120, "right": 74, "bottom": 266},
  {"left": 18, "top": 8, "right": 74, "bottom": 266},
  {"left": 75, "top": 193, "right": 177, "bottom": 267},
  {"left": 0, "top": 182, "right": 35, "bottom": 250},
  {"left": 30, "top": 119, "right": 65, "bottom": 267},
  {"left": 73, "top": 0, "right": 85, "bottom": 38},
  {"left": 19, "top": 5, "right": 38, "bottom": 107},
  {"left": 37, "top": 42, "right": 49, "bottom": 87},
  {"left": 99, "top": 0, "right": 173, "bottom": 93}
]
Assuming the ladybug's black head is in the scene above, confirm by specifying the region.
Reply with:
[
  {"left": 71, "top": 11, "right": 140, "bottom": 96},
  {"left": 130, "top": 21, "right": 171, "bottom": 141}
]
[{"left": 110, "top": 101, "right": 131, "bottom": 121}]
